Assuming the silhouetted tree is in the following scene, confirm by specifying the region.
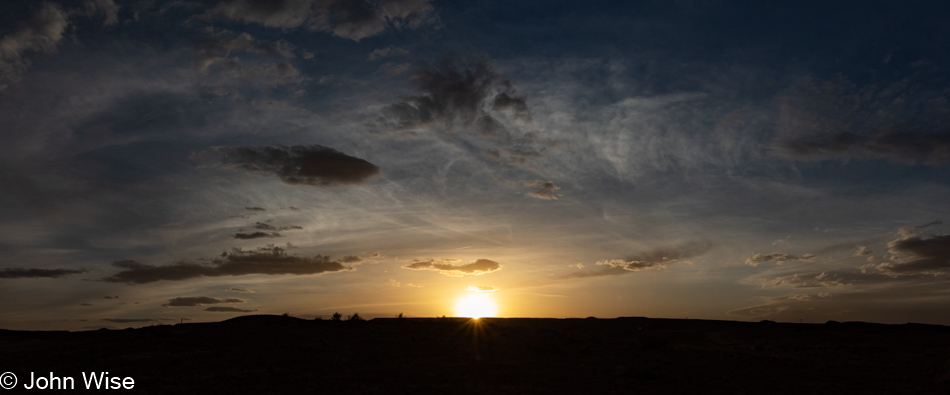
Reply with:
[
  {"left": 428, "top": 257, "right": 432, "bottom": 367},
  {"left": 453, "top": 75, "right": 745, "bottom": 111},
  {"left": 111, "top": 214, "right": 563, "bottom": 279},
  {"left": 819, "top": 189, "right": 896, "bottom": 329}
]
[
  {"left": 331, "top": 312, "right": 343, "bottom": 321},
  {"left": 348, "top": 313, "right": 364, "bottom": 321}
]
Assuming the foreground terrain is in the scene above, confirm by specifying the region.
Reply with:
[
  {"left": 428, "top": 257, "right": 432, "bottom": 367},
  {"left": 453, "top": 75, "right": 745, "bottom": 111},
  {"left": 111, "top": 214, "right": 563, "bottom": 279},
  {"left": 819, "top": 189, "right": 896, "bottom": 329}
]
[{"left": 1, "top": 316, "right": 949, "bottom": 394}]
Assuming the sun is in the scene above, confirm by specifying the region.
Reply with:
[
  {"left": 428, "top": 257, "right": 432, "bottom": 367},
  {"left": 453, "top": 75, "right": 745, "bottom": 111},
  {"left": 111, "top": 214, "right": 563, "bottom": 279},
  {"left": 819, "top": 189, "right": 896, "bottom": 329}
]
[{"left": 454, "top": 293, "right": 498, "bottom": 318}]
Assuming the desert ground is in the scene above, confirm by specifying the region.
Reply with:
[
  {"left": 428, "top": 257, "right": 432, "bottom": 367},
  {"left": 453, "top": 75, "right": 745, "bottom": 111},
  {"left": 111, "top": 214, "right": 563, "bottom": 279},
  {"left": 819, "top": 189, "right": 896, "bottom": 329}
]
[{"left": 1, "top": 315, "right": 949, "bottom": 394}]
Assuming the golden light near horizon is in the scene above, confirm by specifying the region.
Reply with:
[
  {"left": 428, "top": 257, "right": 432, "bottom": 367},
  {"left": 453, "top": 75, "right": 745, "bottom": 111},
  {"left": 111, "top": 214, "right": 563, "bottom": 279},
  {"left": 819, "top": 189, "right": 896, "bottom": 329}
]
[{"left": 454, "top": 292, "right": 498, "bottom": 318}]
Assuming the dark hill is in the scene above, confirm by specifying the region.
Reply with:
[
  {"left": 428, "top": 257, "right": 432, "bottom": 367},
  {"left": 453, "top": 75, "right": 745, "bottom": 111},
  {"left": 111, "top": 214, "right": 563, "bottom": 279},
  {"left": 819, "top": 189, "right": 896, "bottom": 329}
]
[{"left": 1, "top": 316, "right": 949, "bottom": 394}]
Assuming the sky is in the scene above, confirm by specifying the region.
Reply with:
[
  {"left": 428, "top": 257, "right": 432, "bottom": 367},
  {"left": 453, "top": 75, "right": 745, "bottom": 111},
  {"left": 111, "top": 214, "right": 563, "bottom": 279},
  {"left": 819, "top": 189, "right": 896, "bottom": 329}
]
[{"left": 1, "top": 0, "right": 949, "bottom": 330}]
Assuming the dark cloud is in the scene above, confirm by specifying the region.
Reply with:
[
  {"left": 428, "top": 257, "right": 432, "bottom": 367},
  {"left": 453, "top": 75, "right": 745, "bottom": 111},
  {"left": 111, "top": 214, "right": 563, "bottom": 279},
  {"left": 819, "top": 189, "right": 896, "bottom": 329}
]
[
  {"left": 206, "top": 0, "right": 312, "bottom": 28},
  {"left": 163, "top": 296, "right": 246, "bottom": 307},
  {"left": 0, "top": 1, "right": 121, "bottom": 87},
  {"left": 403, "top": 258, "right": 501, "bottom": 276},
  {"left": 773, "top": 76, "right": 950, "bottom": 165},
  {"left": 340, "top": 255, "right": 362, "bottom": 263},
  {"left": 0, "top": 268, "right": 87, "bottom": 279},
  {"left": 897, "top": 220, "right": 942, "bottom": 239},
  {"left": 102, "top": 318, "right": 158, "bottom": 323},
  {"left": 103, "top": 246, "right": 349, "bottom": 284},
  {"left": 565, "top": 242, "right": 713, "bottom": 278},
  {"left": 205, "top": 306, "right": 257, "bottom": 312},
  {"left": 310, "top": 0, "right": 438, "bottom": 41},
  {"left": 523, "top": 180, "right": 561, "bottom": 200},
  {"left": 203, "top": 145, "right": 380, "bottom": 187},
  {"left": 80, "top": 0, "right": 120, "bottom": 26},
  {"left": 227, "top": 287, "right": 255, "bottom": 293},
  {"left": 245, "top": 206, "right": 266, "bottom": 211},
  {"left": 254, "top": 222, "right": 302, "bottom": 231},
  {"left": 776, "top": 131, "right": 950, "bottom": 165},
  {"left": 104, "top": 295, "right": 119, "bottom": 299},
  {"left": 878, "top": 234, "right": 950, "bottom": 275},
  {"left": 745, "top": 253, "right": 817, "bottom": 267},
  {"left": 368, "top": 45, "right": 408, "bottom": 61},
  {"left": 376, "top": 54, "right": 529, "bottom": 137},
  {"left": 234, "top": 231, "right": 280, "bottom": 239},
  {"left": 206, "top": 0, "right": 438, "bottom": 41},
  {"left": 379, "top": 61, "right": 411, "bottom": 76},
  {"left": 196, "top": 30, "right": 296, "bottom": 72},
  {"left": 756, "top": 270, "right": 929, "bottom": 289},
  {"left": 0, "top": 3, "right": 69, "bottom": 87}
]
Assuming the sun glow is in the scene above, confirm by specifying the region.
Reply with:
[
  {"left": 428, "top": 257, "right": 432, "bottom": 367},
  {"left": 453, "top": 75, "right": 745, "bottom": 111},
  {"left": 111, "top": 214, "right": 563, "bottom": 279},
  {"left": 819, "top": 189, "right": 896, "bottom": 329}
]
[{"left": 454, "top": 293, "right": 498, "bottom": 318}]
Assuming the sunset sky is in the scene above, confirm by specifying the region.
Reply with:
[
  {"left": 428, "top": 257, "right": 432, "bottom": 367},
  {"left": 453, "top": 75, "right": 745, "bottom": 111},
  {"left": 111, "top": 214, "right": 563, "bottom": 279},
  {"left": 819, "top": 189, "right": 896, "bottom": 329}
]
[{"left": 2, "top": 0, "right": 949, "bottom": 330}]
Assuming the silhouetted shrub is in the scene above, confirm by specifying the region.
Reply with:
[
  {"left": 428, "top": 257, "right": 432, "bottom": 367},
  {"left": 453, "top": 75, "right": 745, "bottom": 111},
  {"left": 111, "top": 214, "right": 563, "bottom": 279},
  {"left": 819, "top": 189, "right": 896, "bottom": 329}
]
[
  {"left": 331, "top": 312, "right": 343, "bottom": 321},
  {"left": 348, "top": 313, "right": 364, "bottom": 321},
  {"left": 397, "top": 313, "right": 404, "bottom": 319}
]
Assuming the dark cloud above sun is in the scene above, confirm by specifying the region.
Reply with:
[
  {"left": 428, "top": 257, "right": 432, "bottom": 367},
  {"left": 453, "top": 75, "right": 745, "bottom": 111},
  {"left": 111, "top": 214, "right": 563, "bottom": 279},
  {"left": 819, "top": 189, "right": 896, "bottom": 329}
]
[{"left": 202, "top": 145, "right": 380, "bottom": 187}]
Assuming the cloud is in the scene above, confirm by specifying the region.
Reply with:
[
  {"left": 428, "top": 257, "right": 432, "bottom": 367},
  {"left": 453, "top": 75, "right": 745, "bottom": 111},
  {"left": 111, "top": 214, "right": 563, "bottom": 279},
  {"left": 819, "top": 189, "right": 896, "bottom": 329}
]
[
  {"left": 772, "top": 77, "right": 950, "bottom": 165},
  {"left": 102, "top": 318, "right": 158, "bottom": 323},
  {"left": 245, "top": 207, "right": 266, "bottom": 211},
  {"left": 368, "top": 45, "right": 408, "bottom": 61},
  {"left": 523, "top": 180, "right": 561, "bottom": 200},
  {"left": 853, "top": 246, "right": 872, "bottom": 257},
  {"left": 0, "top": 268, "right": 87, "bottom": 279},
  {"left": 234, "top": 232, "right": 280, "bottom": 239},
  {"left": 775, "top": 131, "right": 950, "bottom": 165},
  {"left": 206, "top": 0, "right": 438, "bottom": 41},
  {"left": 756, "top": 270, "right": 926, "bottom": 289},
  {"left": 206, "top": 0, "right": 313, "bottom": 28},
  {"left": 565, "top": 242, "right": 713, "bottom": 278},
  {"left": 340, "top": 255, "right": 362, "bottom": 263},
  {"left": 227, "top": 287, "right": 255, "bottom": 293},
  {"left": 310, "top": 0, "right": 439, "bottom": 41},
  {"left": 103, "top": 246, "right": 349, "bottom": 284},
  {"left": 403, "top": 258, "right": 501, "bottom": 276},
  {"left": 0, "top": 3, "right": 70, "bottom": 87},
  {"left": 104, "top": 295, "right": 119, "bottom": 299},
  {"left": 375, "top": 54, "right": 529, "bottom": 136},
  {"left": 196, "top": 30, "right": 296, "bottom": 72},
  {"left": 466, "top": 285, "right": 496, "bottom": 292},
  {"left": 878, "top": 234, "right": 950, "bottom": 275},
  {"left": 380, "top": 61, "right": 411, "bottom": 76},
  {"left": 254, "top": 222, "right": 302, "bottom": 231},
  {"left": 202, "top": 145, "right": 380, "bottom": 187},
  {"left": 745, "top": 253, "right": 817, "bottom": 267},
  {"left": 205, "top": 306, "right": 257, "bottom": 312},
  {"left": 80, "top": 0, "right": 120, "bottom": 26},
  {"left": 163, "top": 296, "right": 246, "bottom": 307},
  {"left": 897, "top": 220, "right": 942, "bottom": 239}
]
